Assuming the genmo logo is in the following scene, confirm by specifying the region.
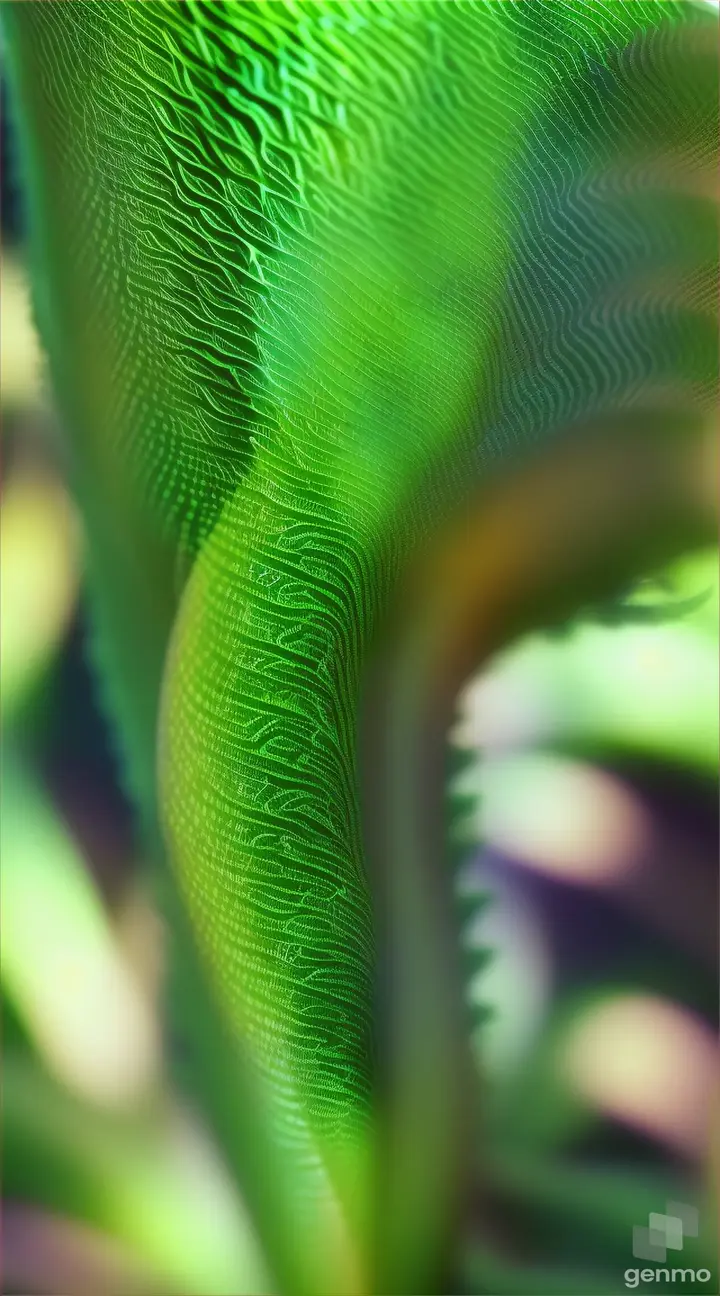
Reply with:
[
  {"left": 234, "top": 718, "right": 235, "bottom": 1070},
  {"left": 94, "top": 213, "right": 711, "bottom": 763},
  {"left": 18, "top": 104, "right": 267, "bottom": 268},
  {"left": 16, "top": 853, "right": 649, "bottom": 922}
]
[
  {"left": 624, "top": 1201, "right": 714, "bottom": 1288},
  {"left": 624, "top": 1266, "right": 713, "bottom": 1289}
]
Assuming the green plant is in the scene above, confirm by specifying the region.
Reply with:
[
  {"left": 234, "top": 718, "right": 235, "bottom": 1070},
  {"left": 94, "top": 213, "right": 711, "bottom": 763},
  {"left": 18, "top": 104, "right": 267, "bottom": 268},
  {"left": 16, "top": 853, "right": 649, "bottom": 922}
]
[{"left": 2, "top": 3, "right": 716, "bottom": 1293}]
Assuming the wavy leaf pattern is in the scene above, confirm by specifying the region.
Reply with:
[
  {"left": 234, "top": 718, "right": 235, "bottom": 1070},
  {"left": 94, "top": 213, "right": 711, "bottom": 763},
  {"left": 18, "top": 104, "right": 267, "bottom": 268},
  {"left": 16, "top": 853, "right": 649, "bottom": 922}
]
[{"left": 2, "top": 1, "right": 716, "bottom": 1289}]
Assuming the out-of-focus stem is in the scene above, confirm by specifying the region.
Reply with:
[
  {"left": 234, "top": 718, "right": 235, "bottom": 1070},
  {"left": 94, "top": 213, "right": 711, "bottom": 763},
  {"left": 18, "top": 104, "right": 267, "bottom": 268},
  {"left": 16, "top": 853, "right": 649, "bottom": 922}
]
[{"left": 360, "top": 406, "right": 716, "bottom": 1294}]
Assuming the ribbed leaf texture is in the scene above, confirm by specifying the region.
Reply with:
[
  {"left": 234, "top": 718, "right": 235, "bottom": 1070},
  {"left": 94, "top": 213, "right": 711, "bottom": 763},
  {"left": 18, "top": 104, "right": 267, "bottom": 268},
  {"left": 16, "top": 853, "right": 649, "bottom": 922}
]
[{"left": 3, "top": 0, "right": 716, "bottom": 1258}]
